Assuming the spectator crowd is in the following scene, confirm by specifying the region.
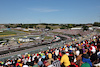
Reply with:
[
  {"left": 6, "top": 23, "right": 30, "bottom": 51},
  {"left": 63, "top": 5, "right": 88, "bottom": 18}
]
[{"left": 0, "top": 35, "right": 100, "bottom": 67}]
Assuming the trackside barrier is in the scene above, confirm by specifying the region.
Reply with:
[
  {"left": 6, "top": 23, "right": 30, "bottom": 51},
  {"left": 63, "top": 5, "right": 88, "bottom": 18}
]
[{"left": 0, "top": 46, "right": 49, "bottom": 61}]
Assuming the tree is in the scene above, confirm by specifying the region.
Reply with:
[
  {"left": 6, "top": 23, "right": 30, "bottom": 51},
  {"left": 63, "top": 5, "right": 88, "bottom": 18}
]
[
  {"left": 82, "top": 25, "right": 89, "bottom": 31},
  {"left": 21, "top": 24, "right": 28, "bottom": 28},
  {"left": 60, "top": 25, "right": 66, "bottom": 29},
  {"left": 45, "top": 25, "right": 51, "bottom": 29},
  {"left": 93, "top": 22, "right": 100, "bottom": 26},
  {"left": 0, "top": 38, "right": 3, "bottom": 41},
  {"left": 67, "top": 24, "right": 74, "bottom": 29},
  {"left": 5, "top": 25, "right": 10, "bottom": 28},
  {"left": 29, "top": 25, "right": 33, "bottom": 28},
  {"left": 6, "top": 39, "right": 9, "bottom": 42},
  {"left": 60, "top": 26, "right": 66, "bottom": 29}
]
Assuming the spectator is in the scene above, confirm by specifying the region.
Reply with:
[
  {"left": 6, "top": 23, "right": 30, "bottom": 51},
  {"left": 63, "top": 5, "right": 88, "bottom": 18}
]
[
  {"left": 81, "top": 63, "right": 90, "bottom": 67},
  {"left": 23, "top": 65, "right": 28, "bottom": 67},
  {"left": 47, "top": 53, "right": 54, "bottom": 65},
  {"left": 60, "top": 51, "right": 70, "bottom": 67},
  {"left": 52, "top": 57, "right": 60, "bottom": 67},
  {"left": 90, "top": 52, "right": 97, "bottom": 65},
  {"left": 38, "top": 58, "right": 43, "bottom": 67},
  {"left": 33, "top": 59, "right": 38, "bottom": 67},
  {"left": 55, "top": 49, "right": 59, "bottom": 57},
  {"left": 1, "top": 35, "right": 100, "bottom": 67},
  {"left": 82, "top": 49, "right": 92, "bottom": 67}
]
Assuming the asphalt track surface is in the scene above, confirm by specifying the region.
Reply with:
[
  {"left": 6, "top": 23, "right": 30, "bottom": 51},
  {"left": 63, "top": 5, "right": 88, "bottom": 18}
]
[
  {"left": 0, "top": 36, "right": 66, "bottom": 58},
  {"left": 0, "top": 32, "right": 96, "bottom": 60}
]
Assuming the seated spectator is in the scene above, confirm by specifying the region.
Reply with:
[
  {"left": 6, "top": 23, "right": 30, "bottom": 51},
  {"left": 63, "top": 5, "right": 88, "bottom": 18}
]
[
  {"left": 47, "top": 53, "right": 54, "bottom": 65},
  {"left": 44, "top": 60, "right": 50, "bottom": 67},
  {"left": 57, "top": 55, "right": 61, "bottom": 61},
  {"left": 1, "top": 35, "right": 100, "bottom": 67},
  {"left": 47, "top": 64, "right": 54, "bottom": 67},
  {"left": 52, "top": 57, "right": 60, "bottom": 67},
  {"left": 81, "top": 63, "right": 90, "bottom": 67},
  {"left": 82, "top": 49, "right": 92, "bottom": 67},
  {"left": 55, "top": 49, "right": 59, "bottom": 57},
  {"left": 23, "top": 65, "right": 28, "bottom": 67},
  {"left": 33, "top": 59, "right": 38, "bottom": 67},
  {"left": 38, "top": 58, "right": 43, "bottom": 67},
  {"left": 90, "top": 52, "right": 97, "bottom": 65},
  {"left": 76, "top": 48, "right": 83, "bottom": 67},
  {"left": 60, "top": 51, "right": 70, "bottom": 67}
]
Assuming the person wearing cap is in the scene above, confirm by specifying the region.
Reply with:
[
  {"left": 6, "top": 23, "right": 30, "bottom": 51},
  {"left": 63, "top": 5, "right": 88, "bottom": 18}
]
[
  {"left": 60, "top": 51, "right": 70, "bottom": 67},
  {"left": 16, "top": 59, "right": 23, "bottom": 67}
]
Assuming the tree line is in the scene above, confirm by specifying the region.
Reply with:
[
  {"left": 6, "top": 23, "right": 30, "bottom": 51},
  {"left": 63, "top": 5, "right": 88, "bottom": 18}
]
[{"left": 4, "top": 22, "right": 100, "bottom": 29}]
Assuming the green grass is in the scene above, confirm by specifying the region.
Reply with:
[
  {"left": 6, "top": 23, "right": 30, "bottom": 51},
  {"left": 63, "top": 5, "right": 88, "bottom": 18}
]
[
  {"left": 71, "top": 26, "right": 82, "bottom": 28},
  {"left": 18, "top": 30, "right": 43, "bottom": 34},
  {"left": 28, "top": 35, "right": 40, "bottom": 38},
  {"left": 48, "top": 25, "right": 61, "bottom": 29},
  {"left": 44, "top": 36, "right": 53, "bottom": 40},
  {"left": 36, "top": 25, "right": 46, "bottom": 28},
  {"left": 0, "top": 31, "right": 17, "bottom": 35},
  {"left": 51, "top": 32, "right": 64, "bottom": 34},
  {"left": 36, "top": 25, "right": 61, "bottom": 29},
  {"left": 27, "top": 31, "right": 42, "bottom": 33}
]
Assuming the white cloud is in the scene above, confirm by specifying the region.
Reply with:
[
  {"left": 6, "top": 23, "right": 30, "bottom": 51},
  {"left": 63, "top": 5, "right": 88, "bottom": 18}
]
[{"left": 29, "top": 8, "right": 60, "bottom": 12}]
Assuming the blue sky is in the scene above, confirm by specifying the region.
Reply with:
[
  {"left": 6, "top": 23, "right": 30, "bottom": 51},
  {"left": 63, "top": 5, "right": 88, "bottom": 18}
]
[{"left": 0, "top": 0, "right": 100, "bottom": 24}]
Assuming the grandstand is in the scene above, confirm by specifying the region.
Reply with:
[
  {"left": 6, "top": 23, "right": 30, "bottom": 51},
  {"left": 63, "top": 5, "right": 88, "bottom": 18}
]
[{"left": 0, "top": 32, "right": 100, "bottom": 67}]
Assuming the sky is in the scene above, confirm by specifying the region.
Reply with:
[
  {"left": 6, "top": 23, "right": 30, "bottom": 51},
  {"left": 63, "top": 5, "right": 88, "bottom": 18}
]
[{"left": 0, "top": 0, "right": 100, "bottom": 24}]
